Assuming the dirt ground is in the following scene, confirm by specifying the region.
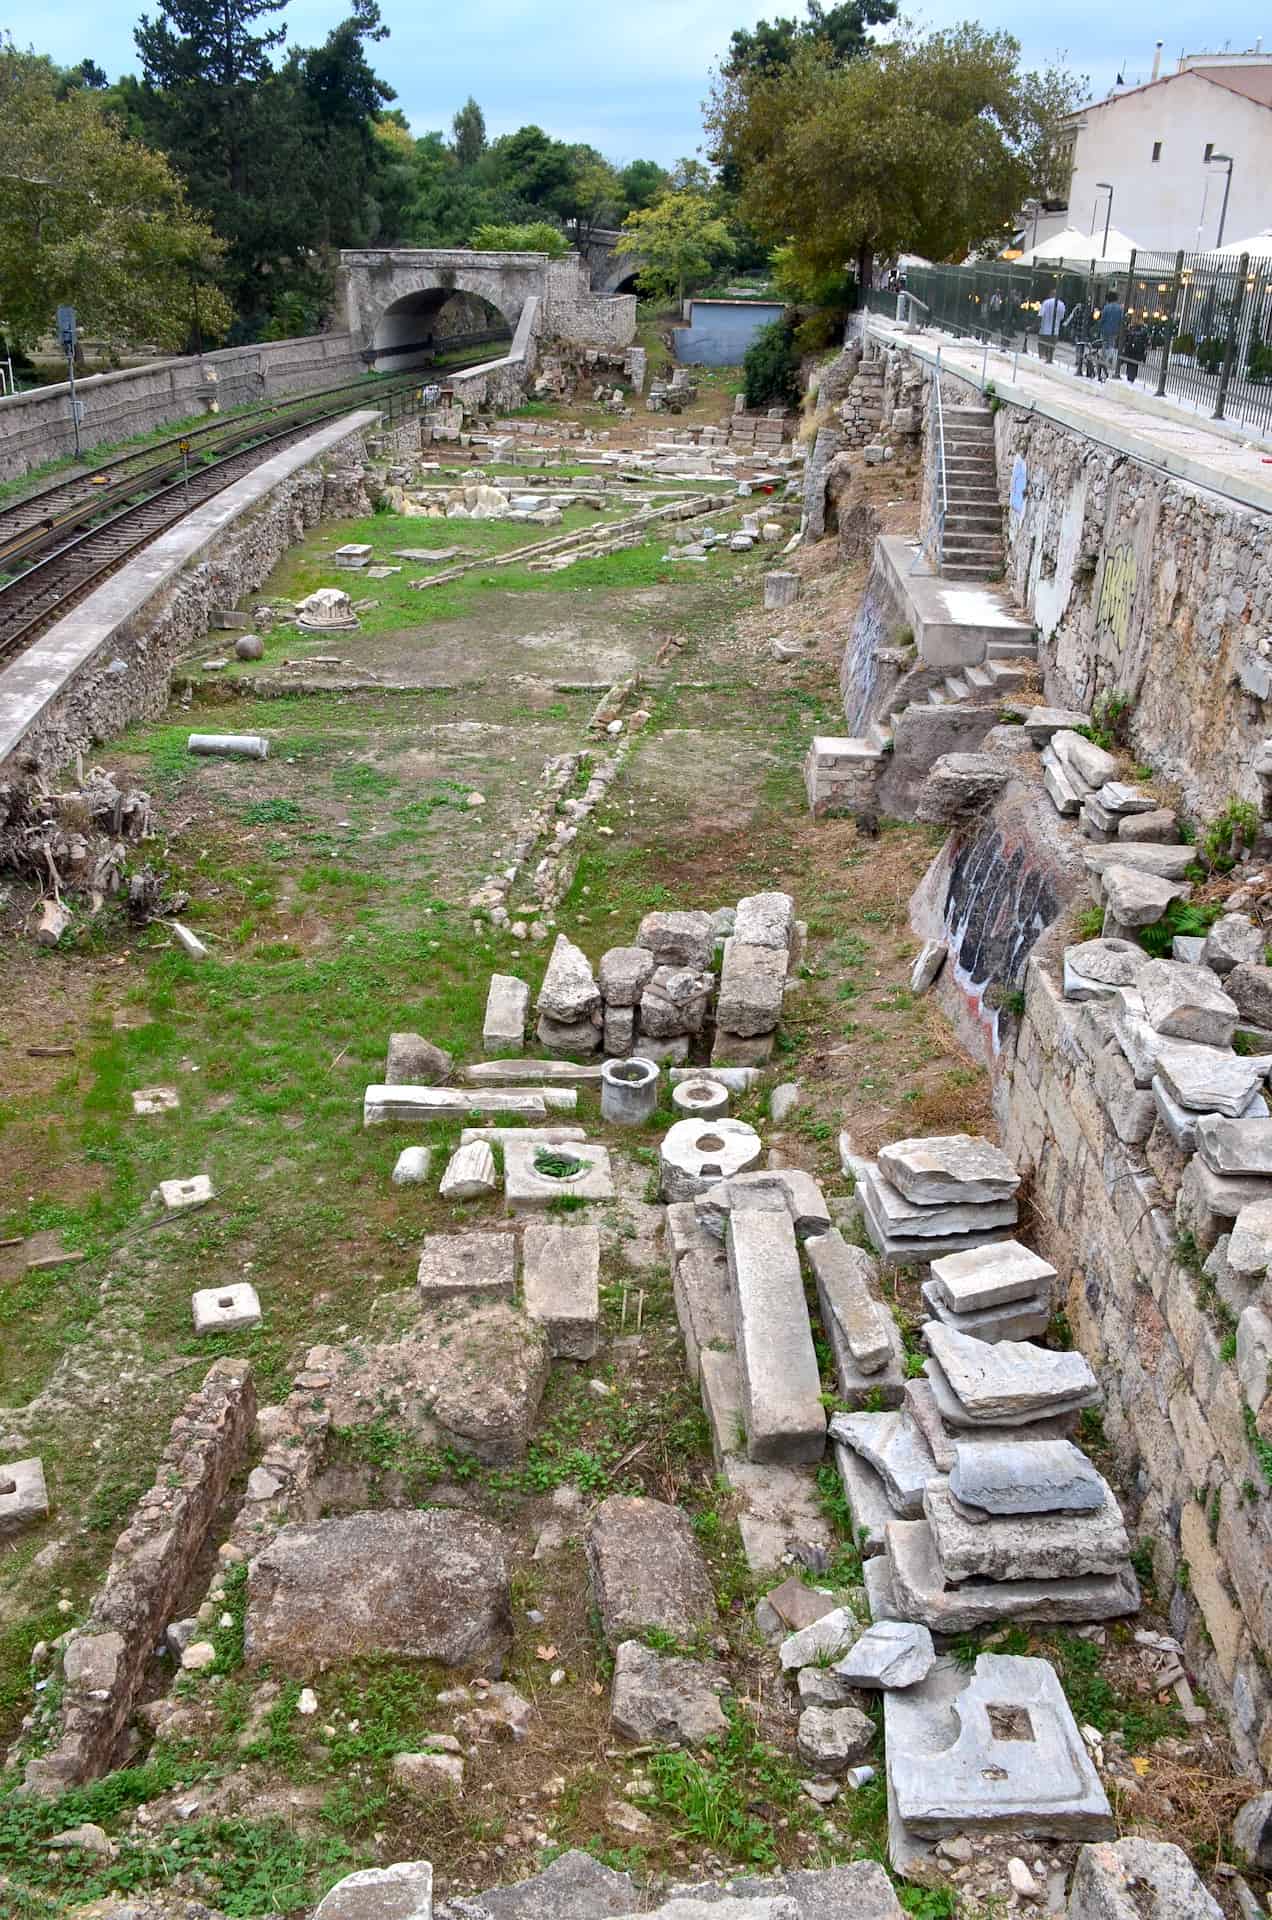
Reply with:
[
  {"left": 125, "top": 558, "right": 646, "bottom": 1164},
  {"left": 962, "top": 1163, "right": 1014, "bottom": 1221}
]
[{"left": 0, "top": 403, "right": 1259, "bottom": 1920}]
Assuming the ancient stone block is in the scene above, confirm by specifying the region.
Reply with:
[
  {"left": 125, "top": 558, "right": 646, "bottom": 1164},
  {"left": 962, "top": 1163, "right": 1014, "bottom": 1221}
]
[
  {"left": 924, "top": 1482, "right": 1130, "bottom": 1583},
  {"left": 0, "top": 1458, "right": 49, "bottom": 1539},
  {"left": 716, "top": 939, "right": 788, "bottom": 1037},
  {"left": 877, "top": 1134, "right": 1020, "bottom": 1206},
  {"left": 1137, "top": 960, "right": 1239, "bottom": 1048},
  {"left": 416, "top": 1232, "right": 516, "bottom": 1301},
  {"left": 521, "top": 1223, "right": 600, "bottom": 1360},
  {"left": 885, "top": 1652, "right": 1115, "bottom": 1842},
  {"left": 635, "top": 910, "right": 715, "bottom": 972},
  {"left": 659, "top": 1118, "right": 762, "bottom": 1202},
  {"left": 609, "top": 1639, "right": 729, "bottom": 1746},
  {"left": 1067, "top": 1838, "right": 1222, "bottom": 1920},
  {"left": 245, "top": 1510, "right": 512, "bottom": 1670},
  {"left": 585, "top": 1495, "right": 716, "bottom": 1646},
  {"left": 727, "top": 1207, "right": 825, "bottom": 1465},
  {"left": 598, "top": 945, "right": 655, "bottom": 1007},
  {"left": 439, "top": 1141, "right": 498, "bottom": 1201},
  {"left": 483, "top": 975, "right": 530, "bottom": 1053},
  {"left": 385, "top": 1032, "right": 453, "bottom": 1084},
  {"left": 314, "top": 1862, "right": 434, "bottom": 1920},
  {"left": 503, "top": 1137, "right": 614, "bottom": 1211},
  {"left": 836, "top": 1619, "right": 934, "bottom": 1691},
  {"left": 923, "top": 1325, "right": 1099, "bottom": 1422},
  {"left": 947, "top": 1439, "right": 1106, "bottom": 1517},
  {"left": 806, "top": 1230, "right": 892, "bottom": 1371},
  {"left": 537, "top": 933, "right": 600, "bottom": 1023},
  {"left": 734, "top": 891, "right": 795, "bottom": 951},
  {"left": 192, "top": 1283, "right": 261, "bottom": 1334}
]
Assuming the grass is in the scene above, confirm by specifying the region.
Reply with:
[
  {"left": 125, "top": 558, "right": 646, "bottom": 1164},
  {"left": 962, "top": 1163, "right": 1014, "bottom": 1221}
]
[{"left": 638, "top": 1705, "right": 814, "bottom": 1865}]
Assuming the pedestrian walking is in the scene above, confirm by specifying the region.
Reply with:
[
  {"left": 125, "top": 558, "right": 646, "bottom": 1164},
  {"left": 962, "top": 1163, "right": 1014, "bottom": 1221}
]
[{"left": 1037, "top": 288, "right": 1065, "bottom": 363}]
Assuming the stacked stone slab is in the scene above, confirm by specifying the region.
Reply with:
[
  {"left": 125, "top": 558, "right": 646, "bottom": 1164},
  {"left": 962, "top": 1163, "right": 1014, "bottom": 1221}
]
[
  {"left": 872, "top": 1326, "right": 1139, "bottom": 1631},
  {"left": 712, "top": 892, "right": 795, "bottom": 1065},
  {"left": 536, "top": 932, "right": 604, "bottom": 1054},
  {"left": 1089, "top": 953, "right": 1272, "bottom": 1249},
  {"left": 921, "top": 1238, "right": 1055, "bottom": 1341},
  {"left": 842, "top": 1133, "right": 1021, "bottom": 1266}
]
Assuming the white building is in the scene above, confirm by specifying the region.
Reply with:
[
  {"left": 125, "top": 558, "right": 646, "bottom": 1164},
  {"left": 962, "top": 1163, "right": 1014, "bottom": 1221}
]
[{"left": 1062, "top": 48, "right": 1272, "bottom": 257}]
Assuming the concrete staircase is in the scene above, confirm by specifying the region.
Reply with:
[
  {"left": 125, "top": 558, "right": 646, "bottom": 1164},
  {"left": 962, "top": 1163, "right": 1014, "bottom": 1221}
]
[{"left": 938, "top": 403, "right": 1003, "bottom": 581}]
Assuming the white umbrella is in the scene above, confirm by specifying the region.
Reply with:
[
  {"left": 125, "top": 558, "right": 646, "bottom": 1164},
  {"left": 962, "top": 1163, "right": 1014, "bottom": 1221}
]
[
  {"left": 1213, "top": 228, "right": 1272, "bottom": 259},
  {"left": 1014, "top": 224, "right": 1138, "bottom": 268}
]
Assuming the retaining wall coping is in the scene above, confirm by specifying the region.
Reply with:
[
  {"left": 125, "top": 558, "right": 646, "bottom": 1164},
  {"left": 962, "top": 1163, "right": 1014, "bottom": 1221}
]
[
  {"left": 0, "top": 408, "right": 380, "bottom": 770},
  {"left": 0, "top": 332, "right": 356, "bottom": 418},
  {"left": 867, "top": 319, "right": 1272, "bottom": 518}
]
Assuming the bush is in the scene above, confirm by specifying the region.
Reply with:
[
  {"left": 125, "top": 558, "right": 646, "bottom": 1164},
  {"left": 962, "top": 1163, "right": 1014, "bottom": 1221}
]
[
  {"left": 743, "top": 317, "right": 800, "bottom": 410},
  {"left": 471, "top": 222, "right": 567, "bottom": 257},
  {"left": 1196, "top": 335, "right": 1226, "bottom": 374},
  {"left": 1171, "top": 331, "right": 1196, "bottom": 356}
]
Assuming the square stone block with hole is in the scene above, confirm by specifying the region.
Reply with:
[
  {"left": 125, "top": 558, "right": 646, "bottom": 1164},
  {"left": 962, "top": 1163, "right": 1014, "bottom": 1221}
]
[
  {"left": 155, "top": 1175, "right": 214, "bottom": 1213},
  {"left": 191, "top": 1282, "right": 261, "bottom": 1335},
  {"left": 0, "top": 1458, "right": 49, "bottom": 1538},
  {"left": 502, "top": 1137, "right": 614, "bottom": 1212},
  {"left": 885, "top": 1652, "right": 1114, "bottom": 1877},
  {"left": 522, "top": 1222, "right": 600, "bottom": 1359},
  {"left": 417, "top": 1232, "right": 516, "bottom": 1302}
]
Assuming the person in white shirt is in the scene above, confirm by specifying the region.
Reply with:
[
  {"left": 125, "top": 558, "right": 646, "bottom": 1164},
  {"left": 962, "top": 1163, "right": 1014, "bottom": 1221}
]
[{"left": 1037, "top": 291, "right": 1066, "bottom": 363}]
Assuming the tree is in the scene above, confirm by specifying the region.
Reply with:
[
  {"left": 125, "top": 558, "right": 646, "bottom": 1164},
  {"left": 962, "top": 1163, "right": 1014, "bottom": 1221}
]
[
  {"left": 743, "top": 316, "right": 801, "bottom": 405},
  {"left": 615, "top": 190, "right": 734, "bottom": 304},
  {"left": 0, "top": 41, "right": 232, "bottom": 351},
  {"left": 725, "top": 0, "right": 896, "bottom": 80},
  {"left": 707, "top": 24, "right": 1083, "bottom": 285},
  {"left": 618, "top": 158, "right": 668, "bottom": 213},
  {"left": 132, "top": 0, "right": 398, "bottom": 334},
  {"left": 452, "top": 95, "right": 485, "bottom": 169}
]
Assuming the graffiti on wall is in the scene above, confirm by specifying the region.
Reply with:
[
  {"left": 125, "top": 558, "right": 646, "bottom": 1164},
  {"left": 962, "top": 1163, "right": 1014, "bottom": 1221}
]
[
  {"left": 1094, "top": 538, "right": 1138, "bottom": 657},
  {"left": 939, "top": 817, "right": 1061, "bottom": 1053}
]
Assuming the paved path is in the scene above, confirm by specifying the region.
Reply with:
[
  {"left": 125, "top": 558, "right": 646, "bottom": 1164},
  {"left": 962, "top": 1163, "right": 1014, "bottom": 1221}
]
[{"left": 868, "top": 318, "right": 1272, "bottom": 517}]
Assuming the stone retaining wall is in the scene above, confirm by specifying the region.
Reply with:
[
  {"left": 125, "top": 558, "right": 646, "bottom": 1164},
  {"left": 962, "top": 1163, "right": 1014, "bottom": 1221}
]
[
  {"left": 24, "top": 1359, "right": 256, "bottom": 1793},
  {"left": 996, "top": 408, "right": 1270, "bottom": 819},
  {"left": 0, "top": 416, "right": 373, "bottom": 779},
  {"left": 997, "top": 934, "right": 1272, "bottom": 1782},
  {"left": 867, "top": 327, "right": 1272, "bottom": 819},
  {"left": 0, "top": 333, "right": 365, "bottom": 482}
]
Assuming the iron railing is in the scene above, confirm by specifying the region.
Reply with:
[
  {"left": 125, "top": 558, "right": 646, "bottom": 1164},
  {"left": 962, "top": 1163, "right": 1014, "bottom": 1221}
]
[
  {"left": 867, "top": 245, "right": 1272, "bottom": 441},
  {"left": 919, "top": 345, "right": 949, "bottom": 573}
]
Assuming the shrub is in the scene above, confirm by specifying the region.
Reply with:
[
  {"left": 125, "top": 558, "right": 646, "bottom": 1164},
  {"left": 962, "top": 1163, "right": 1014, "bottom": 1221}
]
[
  {"left": 743, "top": 318, "right": 801, "bottom": 410},
  {"left": 471, "top": 222, "right": 567, "bottom": 257}
]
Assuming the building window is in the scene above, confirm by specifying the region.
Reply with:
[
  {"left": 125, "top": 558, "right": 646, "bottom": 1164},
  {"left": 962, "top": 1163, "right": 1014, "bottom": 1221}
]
[
  {"left": 1152, "top": 140, "right": 1162, "bottom": 162},
  {"left": 1204, "top": 141, "right": 1214, "bottom": 161}
]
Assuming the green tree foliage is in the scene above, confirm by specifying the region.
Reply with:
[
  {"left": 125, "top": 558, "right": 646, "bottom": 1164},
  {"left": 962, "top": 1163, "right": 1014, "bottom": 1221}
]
[
  {"left": 743, "top": 315, "right": 801, "bottom": 406},
  {"left": 726, "top": 0, "right": 896, "bottom": 79},
  {"left": 615, "top": 190, "right": 734, "bottom": 303},
  {"left": 618, "top": 158, "right": 669, "bottom": 212},
  {"left": 708, "top": 23, "right": 1084, "bottom": 283},
  {"left": 0, "top": 40, "right": 233, "bottom": 351},
  {"left": 131, "top": 0, "right": 397, "bottom": 335},
  {"left": 451, "top": 95, "right": 485, "bottom": 169}
]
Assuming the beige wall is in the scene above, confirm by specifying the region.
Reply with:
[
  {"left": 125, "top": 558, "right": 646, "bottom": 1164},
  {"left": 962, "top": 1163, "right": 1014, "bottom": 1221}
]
[{"left": 1068, "top": 72, "right": 1272, "bottom": 253}]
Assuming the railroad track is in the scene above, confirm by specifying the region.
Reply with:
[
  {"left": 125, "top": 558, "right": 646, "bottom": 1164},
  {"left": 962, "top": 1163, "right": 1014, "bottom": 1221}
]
[{"left": 0, "top": 342, "right": 505, "bottom": 670}]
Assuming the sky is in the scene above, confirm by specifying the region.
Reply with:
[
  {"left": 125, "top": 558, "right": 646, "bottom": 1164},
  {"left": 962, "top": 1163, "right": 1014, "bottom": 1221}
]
[{"left": 14, "top": 0, "right": 1272, "bottom": 166}]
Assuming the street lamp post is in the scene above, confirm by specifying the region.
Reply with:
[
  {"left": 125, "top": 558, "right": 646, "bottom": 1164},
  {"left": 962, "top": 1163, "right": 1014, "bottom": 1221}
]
[
  {"left": 1093, "top": 182, "right": 1114, "bottom": 259},
  {"left": 1210, "top": 154, "right": 1235, "bottom": 247}
]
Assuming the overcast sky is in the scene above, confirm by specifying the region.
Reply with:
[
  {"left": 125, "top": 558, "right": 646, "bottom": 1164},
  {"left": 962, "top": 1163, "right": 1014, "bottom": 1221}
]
[{"left": 17, "top": 1, "right": 1271, "bottom": 164}]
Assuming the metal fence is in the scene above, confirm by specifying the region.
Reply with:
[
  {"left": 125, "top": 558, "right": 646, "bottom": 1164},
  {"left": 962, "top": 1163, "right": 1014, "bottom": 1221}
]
[{"left": 866, "top": 247, "right": 1272, "bottom": 441}]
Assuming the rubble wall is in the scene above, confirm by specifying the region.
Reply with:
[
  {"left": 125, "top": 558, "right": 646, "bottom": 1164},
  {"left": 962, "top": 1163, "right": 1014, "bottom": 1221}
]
[
  {"left": 0, "top": 333, "right": 365, "bottom": 482},
  {"left": 997, "top": 938, "right": 1272, "bottom": 1783},
  {"left": 24, "top": 1359, "right": 256, "bottom": 1793},
  {"left": 0, "top": 420, "right": 372, "bottom": 780}
]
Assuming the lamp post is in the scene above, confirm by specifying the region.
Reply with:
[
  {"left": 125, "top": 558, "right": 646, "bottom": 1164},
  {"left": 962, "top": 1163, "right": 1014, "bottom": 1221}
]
[
  {"left": 1023, "top": 197, "right": 1041, "bottom": 251},
  {"left": 1093, "top": 182, "right": 1114, "bottom": 259},
  {"left": 1210, "top": 153, "right": 1235, "bottom": 247}
]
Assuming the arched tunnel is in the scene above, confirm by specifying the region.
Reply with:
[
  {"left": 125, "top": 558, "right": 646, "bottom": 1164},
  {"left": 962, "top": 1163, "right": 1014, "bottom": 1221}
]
[{"left": 369, "top": 287, "right": 513, "bottom": 372}]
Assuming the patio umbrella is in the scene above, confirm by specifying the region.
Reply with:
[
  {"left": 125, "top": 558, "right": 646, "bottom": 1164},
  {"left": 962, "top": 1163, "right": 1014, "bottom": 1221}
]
[{"left": 1014, "top": 224, "right": 1138, "bottom": 268}]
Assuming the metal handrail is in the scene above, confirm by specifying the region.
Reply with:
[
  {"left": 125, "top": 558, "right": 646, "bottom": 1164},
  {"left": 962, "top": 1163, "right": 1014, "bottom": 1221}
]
[{"left": 916, "top": 345, "right": 948, "bottom": 573}]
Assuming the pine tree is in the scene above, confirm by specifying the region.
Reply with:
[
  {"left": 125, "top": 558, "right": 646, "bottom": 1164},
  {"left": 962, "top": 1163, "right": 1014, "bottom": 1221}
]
[{"left": 452, "top": 96, "right": 485, "bottom": 170}]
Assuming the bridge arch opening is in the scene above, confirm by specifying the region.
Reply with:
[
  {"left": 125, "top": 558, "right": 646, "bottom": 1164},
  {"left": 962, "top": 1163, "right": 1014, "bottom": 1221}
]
[
  {"left": 608, "top": 272, "right": 641, "bottom": 297},
  {"left": 370, "top": 287, "right": 513, "bottom": 373}
]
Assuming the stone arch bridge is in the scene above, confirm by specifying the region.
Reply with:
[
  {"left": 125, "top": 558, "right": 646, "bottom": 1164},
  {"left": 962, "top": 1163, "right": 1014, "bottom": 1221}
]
[{"left": 339, "top": 248, "right": 636, "bottom": 372}]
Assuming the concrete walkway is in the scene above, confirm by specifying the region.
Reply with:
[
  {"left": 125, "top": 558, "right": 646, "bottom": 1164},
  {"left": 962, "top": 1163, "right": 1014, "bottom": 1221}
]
[{"left": 868, "top": 318, "right": 1272, "bottom": 518}]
